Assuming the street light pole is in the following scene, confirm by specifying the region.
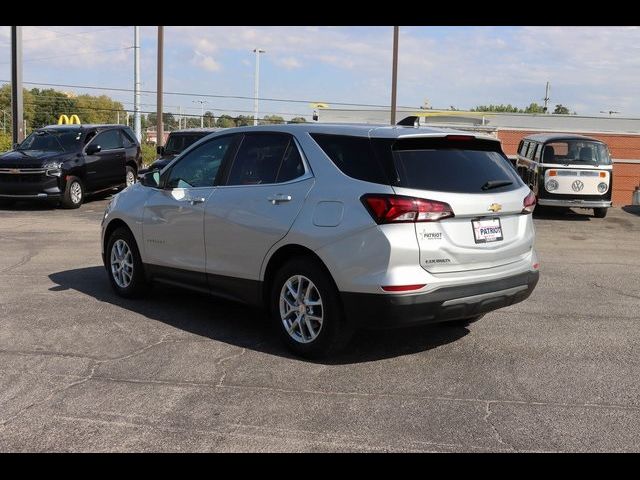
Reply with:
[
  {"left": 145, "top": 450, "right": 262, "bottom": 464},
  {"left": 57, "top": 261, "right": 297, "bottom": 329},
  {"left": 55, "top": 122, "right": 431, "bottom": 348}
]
[
  {"left": 253, "top": 48, "right": 265, "bottom": 126},
  {"left": 390, "top": 26, "right": 399, "bottom": 126},
  {"left": 156, "top": 26, "right": 164, "bottom": 148},
  {"left": 133, "top": 26, "right": 141, "bottom": 142},
  {"left": 193, "top": 100, "right": 206, "bottom": 128},
  {"left": 11, "top": 26, "right": 24, "bottom": 144}
]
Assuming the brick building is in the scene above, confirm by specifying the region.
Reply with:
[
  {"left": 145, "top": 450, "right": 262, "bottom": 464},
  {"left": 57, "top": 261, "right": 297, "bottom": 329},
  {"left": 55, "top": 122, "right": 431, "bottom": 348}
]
[{"left": 315, "top": 109, "right": 640, "bottom": 206}]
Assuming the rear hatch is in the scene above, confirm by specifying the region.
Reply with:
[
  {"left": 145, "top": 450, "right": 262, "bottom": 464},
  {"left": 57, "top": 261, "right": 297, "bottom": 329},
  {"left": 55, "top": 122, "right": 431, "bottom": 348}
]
[{"left": 371, "top": 135, "right": 534, "bottom": 274}]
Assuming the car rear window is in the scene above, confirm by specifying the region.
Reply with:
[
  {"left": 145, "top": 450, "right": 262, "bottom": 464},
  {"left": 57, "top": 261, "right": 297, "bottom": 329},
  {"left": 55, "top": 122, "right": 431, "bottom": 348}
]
[
  {"left": 389, "top": 138, "right": 522, "bottom": 193},
  {"left": 310, "top": 133, "right": 388, "bottom": 184}
]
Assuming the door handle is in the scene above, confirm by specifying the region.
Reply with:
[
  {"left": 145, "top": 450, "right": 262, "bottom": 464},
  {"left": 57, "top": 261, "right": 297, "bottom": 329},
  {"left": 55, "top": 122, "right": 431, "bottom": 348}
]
[
  {"left": 267, "top": 194, "right": 292, "bottom": 205},
  {"left": 189, "top": 197, "right": 206, "bottom": 205}
]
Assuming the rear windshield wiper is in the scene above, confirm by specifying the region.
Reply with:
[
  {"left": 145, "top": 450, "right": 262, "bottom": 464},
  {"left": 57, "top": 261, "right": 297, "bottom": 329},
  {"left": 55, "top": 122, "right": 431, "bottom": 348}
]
[{"left": 481, "top": 180, "right": 513, "bottom": 191}]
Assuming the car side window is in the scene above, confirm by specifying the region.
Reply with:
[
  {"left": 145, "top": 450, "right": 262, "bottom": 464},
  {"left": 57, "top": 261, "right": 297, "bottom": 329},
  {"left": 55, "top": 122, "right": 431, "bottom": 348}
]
[
  {"left": 226, "top": 133, "right": 299, "bottom": 186},
  {"left": 165, "top": 136, "right": 233, "bottom": 189},
  {"left": 92, "top": 129, "right": 123, "bottom": 151},
  {"left": 121, "top": 129, "right": 137, "bottom": 148}
]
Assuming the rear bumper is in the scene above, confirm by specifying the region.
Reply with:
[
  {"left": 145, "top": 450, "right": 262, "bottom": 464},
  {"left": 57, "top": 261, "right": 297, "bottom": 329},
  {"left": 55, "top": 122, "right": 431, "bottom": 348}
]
[
  {"left": 538, "top": 198, "right": 611, "bottom": 208},
  {"left": 341, "top": 270, "right": 539, "bottom": 328}
]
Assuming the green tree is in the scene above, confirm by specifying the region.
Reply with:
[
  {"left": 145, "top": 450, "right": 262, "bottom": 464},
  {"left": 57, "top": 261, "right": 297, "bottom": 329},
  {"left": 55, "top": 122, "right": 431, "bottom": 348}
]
[
  {"left": 216, "top": 115, "right": 235, "bottom": 128},
  {"left": 553, "top": 104, "right": 570, "bottom": 115},
  {"left": 288, "top": 116, "right": 307, "bottom": 124},
  {"left": 470, "top": 104, "right": 523, "bottom": 113},
  {"left": 74, "top": 94, "right": 125, "bottom": 124},
  {"left": 235, "top": 115, "right": 254, "bottom": 127},
  {"left": 524, "top": 102, "right": 545, "bottom": 114},
  {"left": 259, "top": 115, "right": 285, "bottom": 125},
  {"left": 147, "top": 112, "right": 178, "bottom": 130},
  {"left": 203, "top": 111, "right": 215, "bottom": 128},
  {"left": 29, "top": 88, "right": 77, "bottom": 128}
]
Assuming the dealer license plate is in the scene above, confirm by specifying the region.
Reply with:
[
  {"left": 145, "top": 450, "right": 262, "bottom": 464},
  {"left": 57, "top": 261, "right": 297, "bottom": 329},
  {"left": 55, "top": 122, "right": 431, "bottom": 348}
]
[{"left": 472, "top": 218, "right": 503, "bottom": 244}]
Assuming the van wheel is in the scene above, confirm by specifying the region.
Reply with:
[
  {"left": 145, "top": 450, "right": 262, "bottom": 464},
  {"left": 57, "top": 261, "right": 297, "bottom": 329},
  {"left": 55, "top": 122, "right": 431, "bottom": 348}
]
[
  {"left": 125, "top": 165, "right": 137, "bottom": 187},
  {"left": 449, "top": 314, "right": 485, "bottom": 328},
  {"left": 270, "top": 257, "right": 354, "bottom": 358},
  {"left": 61, "top": 176, "right": 84, "bottom": 209},
  {"left": 594, "top": 208, "right": 608, "bottom": 218},
  {"left": 106, "top": 227, "right": 148, "bottom": 298}
]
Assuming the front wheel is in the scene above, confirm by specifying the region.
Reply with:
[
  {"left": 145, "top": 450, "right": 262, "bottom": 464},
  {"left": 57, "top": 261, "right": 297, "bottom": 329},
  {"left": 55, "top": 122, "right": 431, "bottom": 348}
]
[
  {"left": 125, "top": 165, "right": 137, "bottom": 187},
  {"left": 106, "top": 227, "right": 148, "bottom": 298},
  {"left": 270, "top": 257, "right": 353, "bottom": 358},
  {"left": 61, "top": 176, "right": 84, "bottom": 209},
  {"left": 594, "top": 207, "right": 608, "bottom": 218}
]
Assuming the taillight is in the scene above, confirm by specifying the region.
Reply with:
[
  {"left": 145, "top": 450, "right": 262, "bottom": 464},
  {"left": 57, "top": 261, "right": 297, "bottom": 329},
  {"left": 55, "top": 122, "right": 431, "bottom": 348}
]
[
  {"left": 522, "top": 191, "right": 536, "bottom": 214},
  {"left": 361, "top": 194, "right": 454, "bottom": 224},
  {"left": 381, "top": 284, "right": 426, "bottom": 292}
]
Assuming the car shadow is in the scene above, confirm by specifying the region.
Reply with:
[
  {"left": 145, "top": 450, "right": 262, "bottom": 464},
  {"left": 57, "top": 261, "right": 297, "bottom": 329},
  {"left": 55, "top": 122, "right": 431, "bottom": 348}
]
[
  {"left": 533, "top": 206, "right": 592, "bottom": 221},
  {"left": 48, "top": 266, "right": 468, "bottom": 365},
  {"left": 0, "top": 191, "right": 117, "bottom": 211},
  {"left": 622, "top": 205, "right": 640, "bottom": 217}
]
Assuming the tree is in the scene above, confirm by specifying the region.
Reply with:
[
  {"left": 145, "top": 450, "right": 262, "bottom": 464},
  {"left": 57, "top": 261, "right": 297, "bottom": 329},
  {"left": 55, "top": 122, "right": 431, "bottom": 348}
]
[
  {"left": 259, "top": 115, "right": 285, "bottom": 125},
  {"left": 524, "top": 102, "right": 545, "bottom": 114},
  {"left": 147, "top": 112, "right": 178, "bottom": 130},
  {"left": 29, "top": 88, "right": 76, "bottom": 128},
  {"left": 216, "top": 115, "right": 235, "bottom": 128},
  {"left": 288, "top": 116, "right": 307, "bottom": 124},
  {"left": 203, "top": 111, "right": 215, "bottom": 128},
  {"left": 470, "top": 104, "right": 523, "bottom": 113},
  {"left": 553, "top": 104, "right": 570, "bottom": 115},
  {"left": 235, "top": 115, "right": 254, "bottom": 127}
]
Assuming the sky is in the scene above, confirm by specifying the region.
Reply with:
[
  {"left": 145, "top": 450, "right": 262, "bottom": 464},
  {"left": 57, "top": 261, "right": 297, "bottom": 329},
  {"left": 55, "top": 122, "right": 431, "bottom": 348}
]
[{"left": 1, "top": 25, "right": 639, "bottom": 122}]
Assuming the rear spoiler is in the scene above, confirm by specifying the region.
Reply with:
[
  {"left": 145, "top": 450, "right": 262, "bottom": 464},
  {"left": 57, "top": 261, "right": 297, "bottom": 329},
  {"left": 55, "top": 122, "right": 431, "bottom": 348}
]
[{"left": 396, "top": 116, "right": 420, "bottom": 127}]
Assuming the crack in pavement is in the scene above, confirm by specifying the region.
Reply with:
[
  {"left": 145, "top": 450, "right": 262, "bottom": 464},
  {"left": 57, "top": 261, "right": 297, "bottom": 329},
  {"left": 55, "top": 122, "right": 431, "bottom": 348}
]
[
  {"left": 217, "top": 348, "right": 247, "bottom": 386},
  {"left": 592, "top": 282, "right": 640, "bottom": 301},
  {"left": 483, "top": 401, "right": 516, "bottom": 452},
  {"left": 0, "top": 333, "right": 175, "bottom": 428}
]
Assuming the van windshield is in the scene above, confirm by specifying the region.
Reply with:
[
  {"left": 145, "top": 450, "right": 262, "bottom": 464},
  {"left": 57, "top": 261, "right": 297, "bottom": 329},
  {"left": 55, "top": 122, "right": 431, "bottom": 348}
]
[
  {"left": 542, "top": 140, "right": 611, "bottom": 165},
  {"left": 164, "top": 134, "right": 207, "bottom": 155}
]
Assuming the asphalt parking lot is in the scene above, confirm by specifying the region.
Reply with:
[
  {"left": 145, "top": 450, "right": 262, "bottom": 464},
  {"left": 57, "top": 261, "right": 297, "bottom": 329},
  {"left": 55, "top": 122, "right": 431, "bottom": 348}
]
[{"left": 1, "top": 196, "right": 639, "bottom": 452}]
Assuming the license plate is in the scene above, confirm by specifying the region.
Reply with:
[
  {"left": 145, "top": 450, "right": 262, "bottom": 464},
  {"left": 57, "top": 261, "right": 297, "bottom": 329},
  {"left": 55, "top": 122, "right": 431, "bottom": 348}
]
[{"left": 472, "top": 218, "right": 503, "bottom": 244}]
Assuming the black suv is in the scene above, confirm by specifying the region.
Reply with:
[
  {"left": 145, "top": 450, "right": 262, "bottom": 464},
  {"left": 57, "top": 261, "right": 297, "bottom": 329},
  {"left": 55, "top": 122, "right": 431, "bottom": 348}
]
[
  {"left": 0, "top": 124, "right": 142, "bottom": 208},
  {"left": 141, "top": 128, "right": 221, "bottom": 174}
]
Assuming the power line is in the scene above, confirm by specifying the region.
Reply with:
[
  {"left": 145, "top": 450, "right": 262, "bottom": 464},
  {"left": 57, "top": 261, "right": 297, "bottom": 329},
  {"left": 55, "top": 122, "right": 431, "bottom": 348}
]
[
  {"left": 0, "top": 79, "right": 417, "bottom": 110},
  {"left": 0, "top": 47, "right": 132, "bottom": 65}
]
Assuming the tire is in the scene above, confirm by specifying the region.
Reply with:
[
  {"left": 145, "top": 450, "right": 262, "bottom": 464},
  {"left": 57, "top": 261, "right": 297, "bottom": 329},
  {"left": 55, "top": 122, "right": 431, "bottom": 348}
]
[
  {"left": 448, "top": 314, "right": 485, "bottom": 328},
  {"left": 594, "top": 207, "right": 608, "bottom": 218},
  {"left": 125, "top": 165, "right": 137, "bottom": 188},
  {"left": 61, "top": 176, "right": 84, "bottom": 209},
  {"left": 270, "top": 257, "right": 354, "bottom": 359},
  {"left": 106, "top": 227, "right": 149, "bottom": 298}
]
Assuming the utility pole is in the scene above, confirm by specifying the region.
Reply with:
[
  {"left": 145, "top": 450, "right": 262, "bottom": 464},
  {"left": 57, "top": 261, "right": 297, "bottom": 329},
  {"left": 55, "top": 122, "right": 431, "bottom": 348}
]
[
  {"left": 178, "top": 105, "right": 182, "bottom": 129},
  {"left": 543, "top": 81, "right": 550, "bottom": 113},
  {"left": 11, "top": 26, "right": 24, "bottom": 145},
  {"left": 133, "top": 26, "right": 141, "bottom": 141},
  {"left": 156, "top": 26, "right": 164, "bottom": 147},
  {"left": 390, "top": 26, "right": 399, "bottom": 125},
  {"left": 253, "top": 48, "right": 265, "bottom": 126}
]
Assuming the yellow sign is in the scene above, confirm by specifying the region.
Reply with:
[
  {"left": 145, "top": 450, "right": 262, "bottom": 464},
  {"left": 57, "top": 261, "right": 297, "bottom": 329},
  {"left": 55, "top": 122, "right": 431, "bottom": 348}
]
[
  {"left": 310, "top": 103, "right": 329, "bottom": 109},
  {"left": 57, "top": 114, "right": 81, "bottom": 125}
]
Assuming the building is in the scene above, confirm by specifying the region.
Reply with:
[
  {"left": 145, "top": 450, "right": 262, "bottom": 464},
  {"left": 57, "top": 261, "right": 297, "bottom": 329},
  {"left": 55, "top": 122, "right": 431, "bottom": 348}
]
[{"left": 314, "top": 108, "right": 640, "bottom": 206}]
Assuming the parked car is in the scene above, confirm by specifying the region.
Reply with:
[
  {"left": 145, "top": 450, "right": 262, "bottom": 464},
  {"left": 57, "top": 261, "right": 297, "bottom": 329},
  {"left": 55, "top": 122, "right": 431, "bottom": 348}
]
[
  {"left": 101, "top": 124, "right": 540, "bottom": 357},
  {"left": 0, "top": 124, "right": 141, "bottom": 209},
  {"left": 140, "top": 128, "right": 223, "bottom": 174},
  {"left": 515, "top": 133, "right": 613, "bottom": 218}
]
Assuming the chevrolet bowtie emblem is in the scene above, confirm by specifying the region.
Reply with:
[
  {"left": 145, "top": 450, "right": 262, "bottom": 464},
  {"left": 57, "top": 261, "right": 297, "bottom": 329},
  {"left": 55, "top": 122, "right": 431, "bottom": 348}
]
[
  {"left": 488, "top": 203, "right": 502, "bottom": 212},
  {"left": 9, "top": 168, "right": 20, "bottom": 174}
]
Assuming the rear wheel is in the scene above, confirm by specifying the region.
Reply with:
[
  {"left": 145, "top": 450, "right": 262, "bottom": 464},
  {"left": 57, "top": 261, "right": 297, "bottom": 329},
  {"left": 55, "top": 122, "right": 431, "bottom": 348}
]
[
  {"left": 61, "top": 176, "right": 84, "bottom": 209},
  {"left": 106, "top": 227, "right": 149, "bottom": 298},
  {"left": 594, "top": 207, "right": 608, "bottom": 218},
  {"left": 270, "top": 257, "right": 353, "bottom": 358}
]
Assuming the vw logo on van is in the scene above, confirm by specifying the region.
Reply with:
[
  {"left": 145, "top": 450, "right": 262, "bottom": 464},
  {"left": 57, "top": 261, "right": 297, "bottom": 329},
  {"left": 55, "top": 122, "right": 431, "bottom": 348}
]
[{"left": 571, "top": 180, "right": 584, "bottom": 192}]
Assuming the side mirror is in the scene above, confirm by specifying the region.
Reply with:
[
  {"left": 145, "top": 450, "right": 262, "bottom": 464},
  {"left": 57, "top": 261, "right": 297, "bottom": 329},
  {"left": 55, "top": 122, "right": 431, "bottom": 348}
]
[
  {"left": 12, "top": 142, "right": 19, "bottom": 150},
  {"left": 140, "top": 171, "right": 160, "bottom": 188},
  {"left": 86, "top": 144, "right": 101, "bottom": 155},
  {"left": 156, "top": 145, "right": 165, "bottom": 156}
]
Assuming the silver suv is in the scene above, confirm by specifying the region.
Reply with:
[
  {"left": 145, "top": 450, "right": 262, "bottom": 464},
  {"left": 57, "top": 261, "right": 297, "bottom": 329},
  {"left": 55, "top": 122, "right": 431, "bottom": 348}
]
[{"left": 101, "top": 124, "right": 539, "bottom": 357}]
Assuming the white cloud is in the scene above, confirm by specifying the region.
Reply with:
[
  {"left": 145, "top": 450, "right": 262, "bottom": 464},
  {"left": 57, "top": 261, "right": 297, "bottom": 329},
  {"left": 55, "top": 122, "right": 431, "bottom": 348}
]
[
  {"left": 275, "top": 56, "right": 302, "bottom": 69},
  {"left": 192, "top": 51, "right": 222, "bottom": 72}
]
